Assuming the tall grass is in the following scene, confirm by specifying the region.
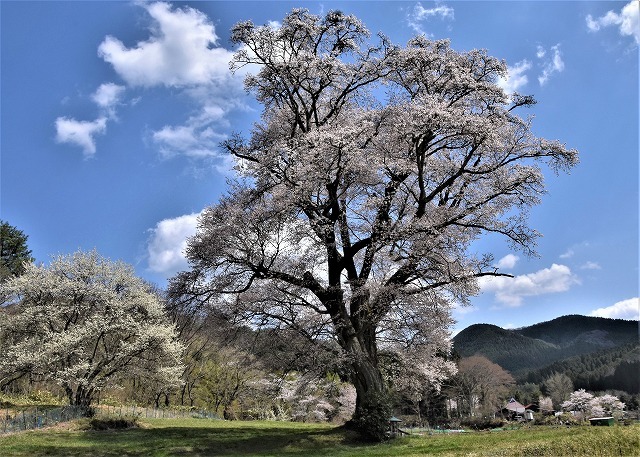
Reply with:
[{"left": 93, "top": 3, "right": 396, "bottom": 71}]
[{"left": 0, "top": 418, "right": 638, "bottom": 456}]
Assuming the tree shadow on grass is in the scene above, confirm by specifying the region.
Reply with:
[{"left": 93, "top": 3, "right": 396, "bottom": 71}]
[{"left": 67, "top": 423, "right": 372, "bottom": 457}]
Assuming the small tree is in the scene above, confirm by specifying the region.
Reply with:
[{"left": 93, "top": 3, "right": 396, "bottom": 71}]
[
  {"left": 0, "top": 220, "right": 34, "bottom": 282},
  {"left": 538, "top": 396, "right": 554, "bottom": 414},
  {"left": 561, "top": 389, "right": 594, "bottom": 419},
  {"left": 545, "top": 372, "right": 574, "bottom": 409},
  {"left": 589, "top": 394, "right": 625, "bottom": 419},
  {"left": 194, "top": 346, "right": 262, "bottom": 419},
  {"left": 0, "top": 250, "right": 184, "bottom": 407},
  {"left": 451, "top": 356, "right": 514, "bottom": 417},
  {"left": 516, "top": 382, "right": 542, "bottom": 406}
]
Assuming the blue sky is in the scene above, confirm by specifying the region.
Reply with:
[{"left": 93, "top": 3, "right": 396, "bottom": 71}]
[{"left": 1, "top": 1, "right": 638, "bottom": 332}]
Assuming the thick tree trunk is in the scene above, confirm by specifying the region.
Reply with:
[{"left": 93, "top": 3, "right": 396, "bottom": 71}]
[
  {"left": 341, "top": 324, "right": 392, "bottom": 441},
  {"left": 70, "top": 385, "right": 94, "bottom": 415}
]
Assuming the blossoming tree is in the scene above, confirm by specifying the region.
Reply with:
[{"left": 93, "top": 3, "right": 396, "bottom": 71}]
[
  {"left": 173, "top": 9, "right": 578, "bottom": 439},
  {"left": 0, "top": 250, "right": 184, "bottom": 408},
  {"left": 562, "top": 390, "right": 626, "bottom": 419}
]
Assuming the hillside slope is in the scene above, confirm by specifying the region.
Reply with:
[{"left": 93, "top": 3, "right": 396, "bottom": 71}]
[
  {"left": 515, "top": 315, "right": 637, "bottom": 349},
  {"left": 453, "top": 315, "right": 638, "bottom": 382},
  {"left": 522, "top": 342, "right": 640, "bottom": 393}
]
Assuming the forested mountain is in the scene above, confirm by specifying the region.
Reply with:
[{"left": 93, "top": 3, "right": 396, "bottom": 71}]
[
  {"left": 522, "top": 343, "right": 639, "bottom": 393},
  {"left": 452, "top": 323, "right": 559, "bottom": 373},
  {"left": 516, "top": 315, "right": 637, "bottom": 348},
  {"left": 453, "top": 315, "right": 639, "bottom": 392}
]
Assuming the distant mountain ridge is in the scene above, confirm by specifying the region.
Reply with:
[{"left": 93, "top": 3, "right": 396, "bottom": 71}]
[
  {"left": 453, "top": 315, "right": 639, "bottom": 391},
  {"left": 515, "top": 315, "right": 636, "bottom": 348}
]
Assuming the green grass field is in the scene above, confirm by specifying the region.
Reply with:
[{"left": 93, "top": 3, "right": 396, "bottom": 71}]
[{"left": 1, "top": 418, "right": 638, "bottom": 457}]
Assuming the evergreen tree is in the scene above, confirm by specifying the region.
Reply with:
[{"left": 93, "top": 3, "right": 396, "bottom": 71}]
[{"left": 0, "top": 220, "right": 34, "bottom": 282}]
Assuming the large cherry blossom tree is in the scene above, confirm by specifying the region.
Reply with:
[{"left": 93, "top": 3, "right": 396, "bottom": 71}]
[
  {"left": 0, "top": 250, "right": 184, "bottom": 408},
  {"left": 173, "top": 9, "right": 578, "bottom": 439}
]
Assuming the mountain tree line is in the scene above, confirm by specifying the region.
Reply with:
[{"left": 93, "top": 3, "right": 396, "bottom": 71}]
[{"left": 523, "top": 343, "right": 639, "bottom": 394}]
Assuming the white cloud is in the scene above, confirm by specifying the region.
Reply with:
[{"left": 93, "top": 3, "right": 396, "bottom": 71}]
[
  {"left": 560, "top": 248, "right": 574, "bottom": 259},
  {"left": 586, "top": 1, "right": 640, "bottom": 45},
  {"left": 92, "top": 83, "right": 125, "bottom": 110},
  {"left": 538, "top": 44, "right": 564, "bottom": 86},
  {"left": 98, "top": 2, "right": 234, "bottom": 87},
  {"left": 55, "top": 117, "right": 107, "bottom": 157},
  {"left": 452, "top": 303, "right": 477, "bottom": 316},
  {"left": 497, "top": 60, "right": 532, "bottom": 94},
  {"left": 56, "top": 3, "right": 246, "bottom": 161},
  {"left": 495, "top": 254, "right": 519, "bottom": 270},
  {"left": 96, "top": 2, "right": 248, "bottom": 161},
  {"left": 152, "top": 123, "right": 227, "bottom": 159},
  {"left": 150, "top": 87, "right": 237, "bottom": 160},
  {"left": 147, "top": 212, "right": 202, "bottom": 275},
  {"left": 479, "top": 263, "right": 579, "bottom": 307},
  {"left": 580, "top": 261, "right": 602, "bottom": 270},
  {"left": 536, "top": 45, "right": 546, "bottom": 59},
  {"left": 56, "top": 83, "right": 124, "bottom": 156},
  {"left": 589, "top": 297, "right": 639, "bottom": 320},
  {"left": 407, "top": 2, "right": 454, "bottom": 35}
]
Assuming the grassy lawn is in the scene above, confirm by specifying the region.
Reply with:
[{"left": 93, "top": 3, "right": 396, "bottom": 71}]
[{"left": 1, "top": 418, "right": 638, "bottom": 456}]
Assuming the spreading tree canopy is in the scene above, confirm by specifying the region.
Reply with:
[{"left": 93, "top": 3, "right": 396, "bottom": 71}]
[
  {"left": 0, "top": 250, "right": 184, "bottom": 407},
  {"left": 172, "top": 9, "right": 578, "bottom": 440}
]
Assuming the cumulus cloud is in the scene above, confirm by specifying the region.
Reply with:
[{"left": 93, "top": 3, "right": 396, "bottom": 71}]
[
  {"left": 495, "top": 254, "right": 519, "bottom": 269},
  {"left": 586, "top": 1, "right": 640, "bottom": 45},
  {"left": 590, "top": 297, "right": 639, "bottom": 320},
  {"left": 147, "top": 212, "right": 201, "bottom": 276},
  {"left": 55, "top": 117, "right": 107, "bottom": 157},
  {"left": 98, "top": 2, "right": 234, "bottom": 87},
  {"left": 497, "top": 60, "right": 532, "bottom": 94},
  {"left": 538, "top": 44, "right": 564, "bottom": 86},
  {"left": 56, "top": 3, "right": 245, "bottom": 160},
  {"left": 407, "top": 2, "right": 454, "bottom": 35},
  {"left": 152, "top": 123, "right": 227, "bottom": 159},
  {"left": 55, "top": 83, "right": 124, "bottom": 156},
  {"left": 151, "top": 86, "right": 237, "bottom": 160},
  {"left": 479, "top": 263, "right": 579, "bottom": 307},
  {"left": 92, "top": 83, "right": 125, "bottom": 111},
  {"left": 96, "top": 2, "right": 247, "bottom": 160}
]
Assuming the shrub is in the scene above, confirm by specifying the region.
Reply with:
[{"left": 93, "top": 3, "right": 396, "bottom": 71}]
[
  {"left": 0, "top": 391, "right": 65, "bottom": 407},
  {"left": 460, "top": 416, "right": 505, "bottom": 430},
  {"left": 87, "top": 417, "right": 139, "bottom": 430},
  {"left": 535, "top": 412, "right": 581, "bottom": 426}
]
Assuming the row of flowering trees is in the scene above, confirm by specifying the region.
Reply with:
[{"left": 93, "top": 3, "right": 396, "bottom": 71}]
[
  {"left": 0, "top": 249, "right": 357, "bottom": 422},
  {"left": 0, "top": 247, "right": 631, "bottom": 427},
  {"left": 561, "top": 389, "right": 626, "bottom": 419}
]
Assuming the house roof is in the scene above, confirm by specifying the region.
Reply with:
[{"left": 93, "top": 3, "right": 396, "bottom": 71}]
[{"left": 504, "top": 398, "right": 526, "bottom": 413}]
